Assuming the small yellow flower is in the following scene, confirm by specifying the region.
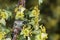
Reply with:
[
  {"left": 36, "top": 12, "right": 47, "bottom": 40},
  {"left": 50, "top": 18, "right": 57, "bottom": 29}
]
[
  {"left": 35, "top": 25, "right": 48, "bottom": 40},
  {"left": 35, "top": 34, "right": 41, "bottom": 40},
  {"left": 0, "top": 32, "right": 6, "bottom": 40},
  {"left": 15, "top": 11, "right": 24, "bottom": 20},
  {"left": 20, "top": 25, "right": 32, "bottom": 37},
  {"left": 40, "top": 26, "right": 46, "bottom": 33},
  {"left": 31, "top": 6, "right": 40, "bottom": 17},
  {"left": 31, "top": 10, "right": 37, "bottom": 17},
  {"left": 1, "top": 12, "right": 6, "bottom": 19},
  {"left": 31, "top": 17, "right": 39, "bottom": 26},
  {"left": 21, "top": 28, "right": 30, "bottom": 37},
  {"left": 41, "top": 27, "right": 46, "bottom": 33},
  {"left": 36, "top": 33, "right": 48, "bottom": 40},
  {"left": 0, "top": 11, "right": 8, "bottom": 20},
  {"left": 0, "top": 32, "right": 3, "bottom": 40},
  {"left": 23, "top": 28, "right": 30, "bottom": 37},
  {"left": 41, "top": 33, "right": 48, "bottom": 39}
]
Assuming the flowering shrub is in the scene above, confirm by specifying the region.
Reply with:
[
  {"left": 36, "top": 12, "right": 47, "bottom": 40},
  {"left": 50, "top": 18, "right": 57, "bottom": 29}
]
[
  {"left": 0, "top": 5, "right": 48, "bottom": 40},
  {"left": 0, "top": 0, "right": 48, "bottom": 40}
]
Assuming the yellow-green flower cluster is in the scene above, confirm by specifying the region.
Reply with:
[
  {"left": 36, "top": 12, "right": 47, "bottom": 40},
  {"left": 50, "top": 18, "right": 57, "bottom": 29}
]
[
  {"left": 30, "top": 6, "right": 40, "bottom": 17},
  {"left": 0, "top": 9, "right": 12, "bottom": 26},
  {"left": 18, "top": 5, "right": 48, "bottom": 40},
  {"left": 29, "top": 6, "right": 40, "bottom": 30},
  {"left": 20, "top": 25, "right": 32, "bottom": 38},
  {"left": 0, "top": 9, "right": 12, "bottom": 20},
  {"left": 15, "top": 5, "right": 25, "bottom": 20},
  {"left": 0, "top": 9, "right": 9, "bottom": 20},
  {"left": 0, "top": 0, "right": 48, "bottom": 40},
  {"left": 35, "top": 25, "right": 48, "bottom": 40},
  {"left": 0, "top": 4, "right": 48, "bottom": 40},
  {"left": 0, "top": 9, "right": 11, "bottom": 40},
  {"left": 0, "top": 32, "right": 6, "bottom": 40},
  {"left": 15, "top": 11, "right": 24, "bottom": 20}
]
